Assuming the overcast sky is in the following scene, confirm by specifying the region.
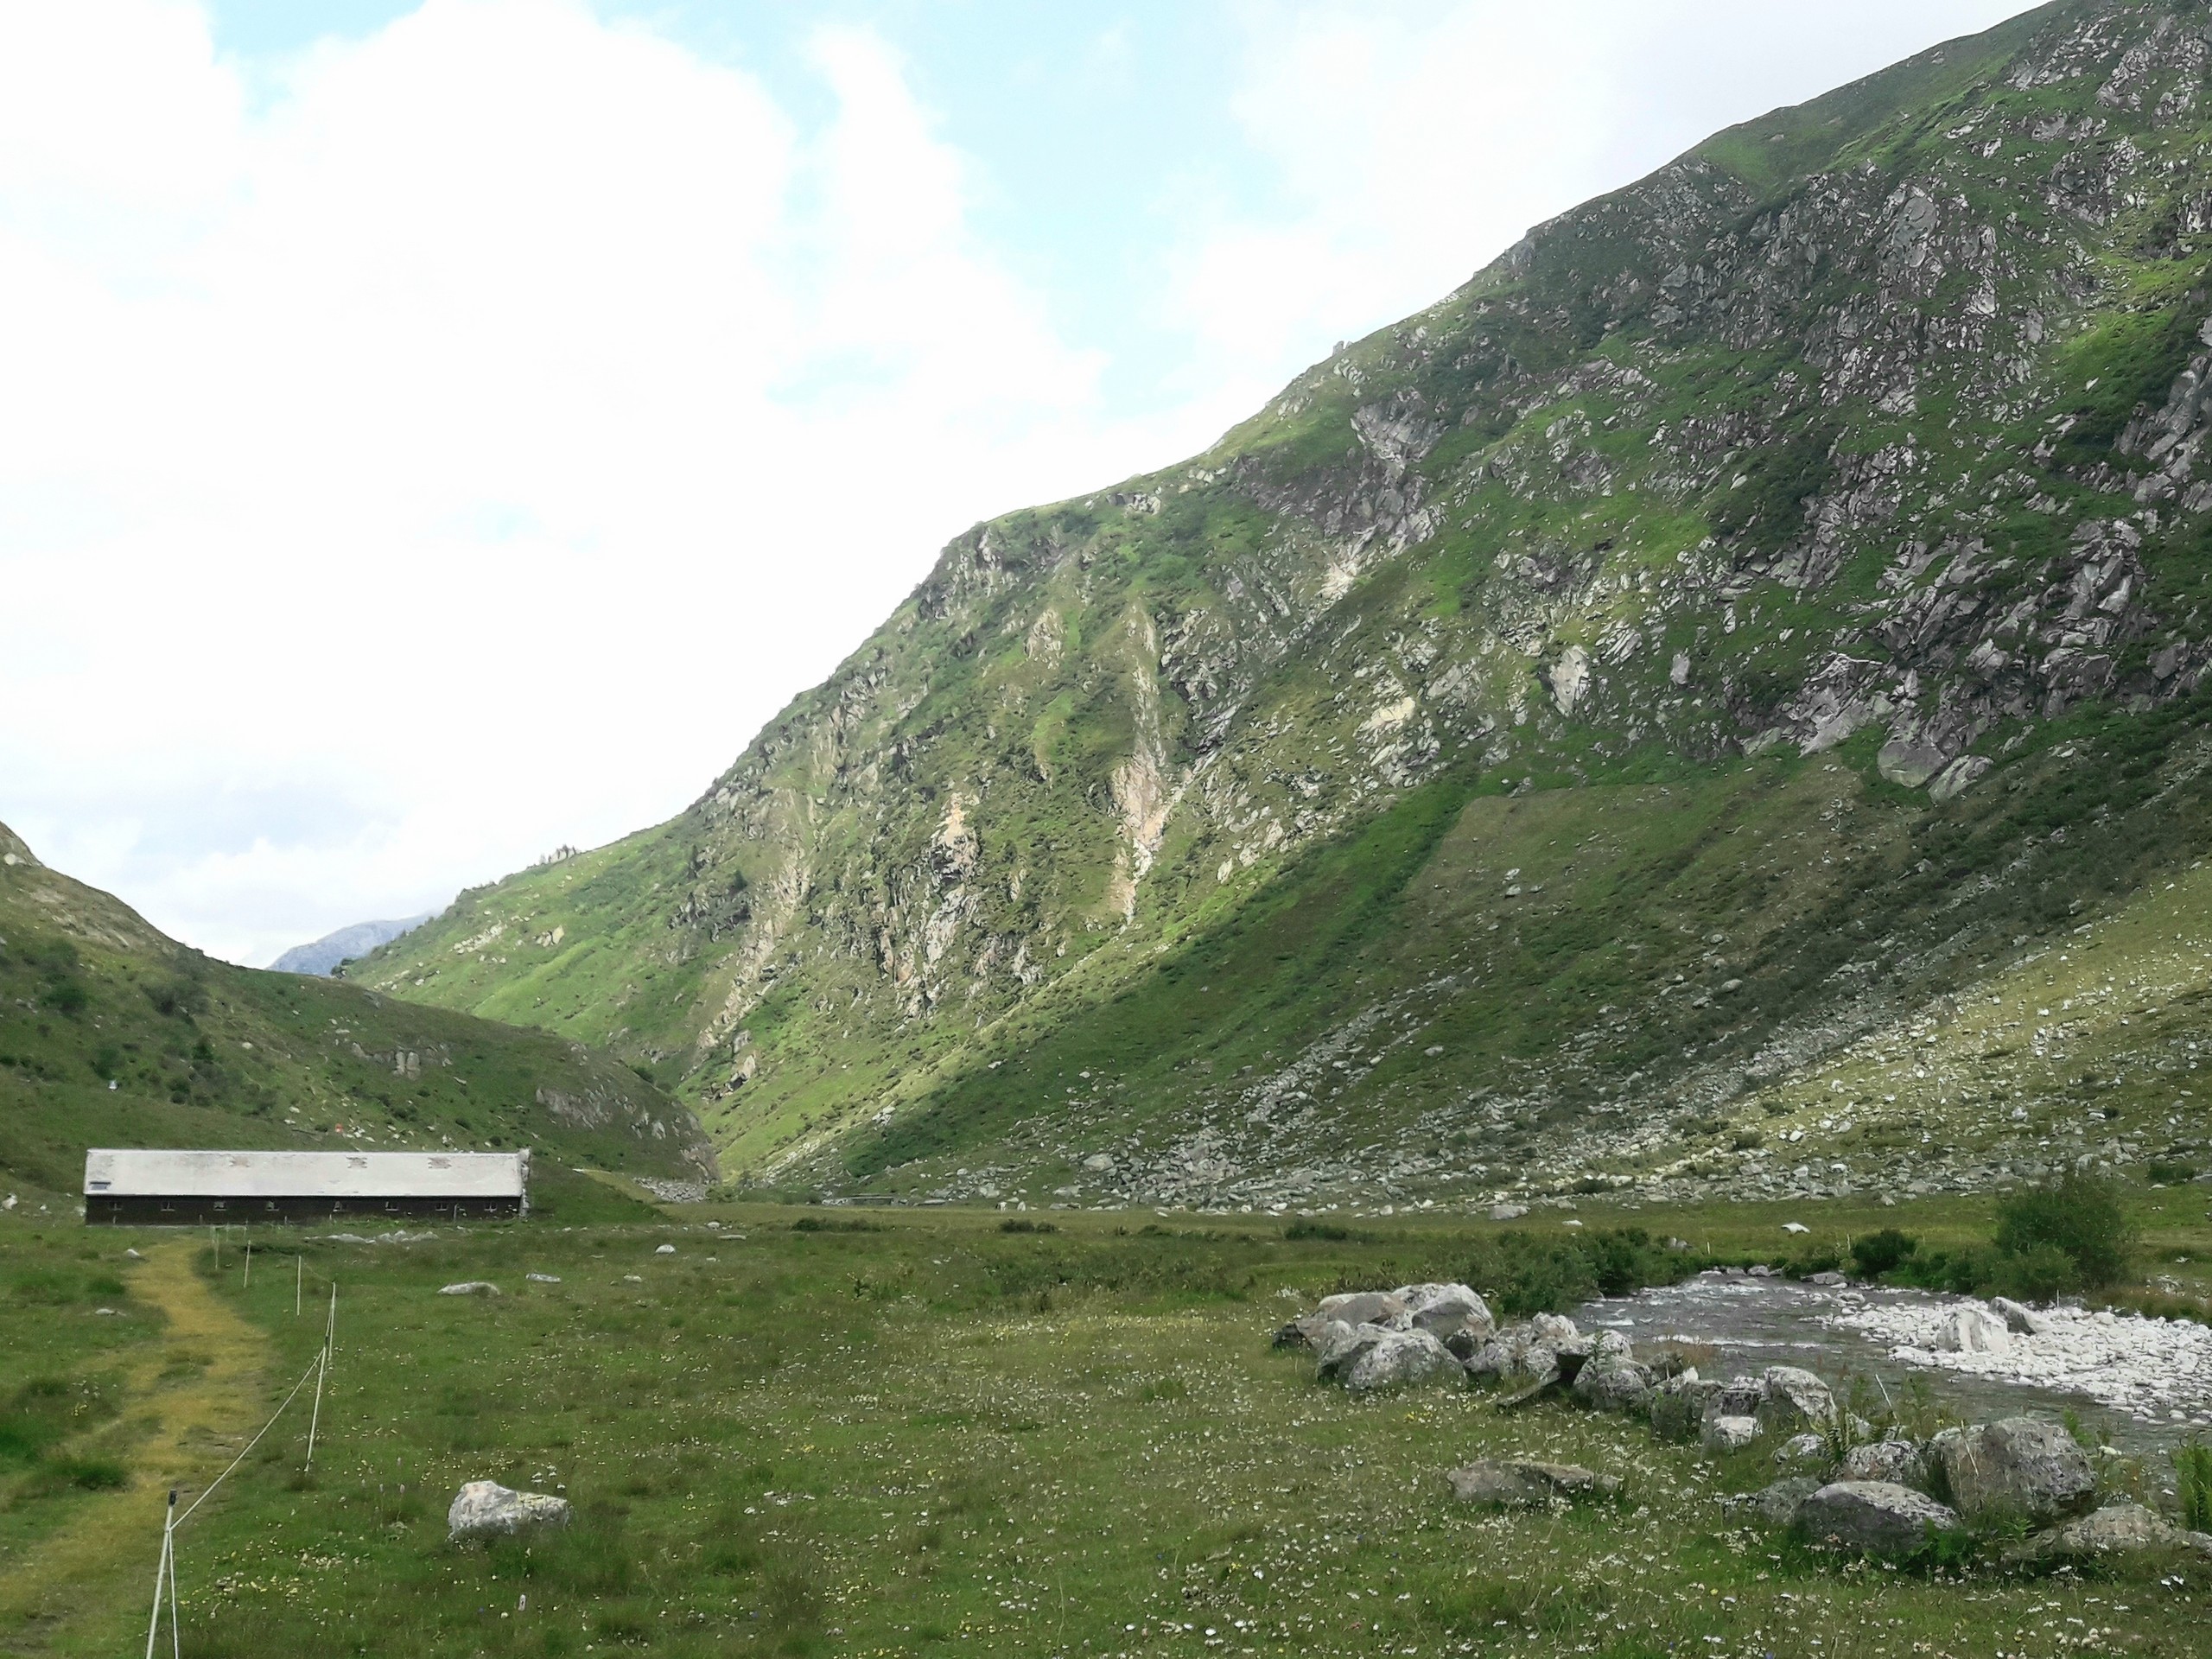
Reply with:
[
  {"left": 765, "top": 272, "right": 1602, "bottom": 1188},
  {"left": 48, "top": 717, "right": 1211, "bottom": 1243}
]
[{"left": 0, "top": 0, "right": 2042, "bottom": 967}]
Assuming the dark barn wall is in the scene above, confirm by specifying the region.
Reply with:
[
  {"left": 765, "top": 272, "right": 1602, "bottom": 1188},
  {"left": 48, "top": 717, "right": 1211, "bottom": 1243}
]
[{"left": 86, "top": 1194, "right": 524, "bottom": 1225}]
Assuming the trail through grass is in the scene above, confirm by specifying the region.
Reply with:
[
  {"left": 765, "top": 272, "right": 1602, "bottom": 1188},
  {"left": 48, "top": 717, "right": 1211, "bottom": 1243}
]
[{"left": 0, "top": 1240, "right": 272, "bottom": 1654}]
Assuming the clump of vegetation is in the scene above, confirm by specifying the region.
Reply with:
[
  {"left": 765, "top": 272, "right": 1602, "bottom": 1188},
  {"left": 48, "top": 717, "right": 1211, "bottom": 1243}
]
[
  {"left": 1850, "top": 1229, "right": 1919, "bottom": 1278},
  {"left": 2176, "top": 1440, "right": 2212, "bottom": 1533},
  {"left": 1473, "top": 1226, "right": 1694, "bottom": 1316},
  {"left": 996, "top": 1218, "right": 1058, "bottom": 1234},
  {"left": 1993, "top": 1171, "right": 2137, "bottom": 1290}
]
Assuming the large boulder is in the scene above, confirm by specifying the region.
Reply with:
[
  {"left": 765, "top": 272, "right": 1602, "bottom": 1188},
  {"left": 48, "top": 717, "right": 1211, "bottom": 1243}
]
[
  {"left": 1704, "top": 1375, "right": 1767, "bottom": 1425},
  {"left": 1313, "top": 1321, "right": 1386, "bottom": 1380},
  {"left": 1991, "top": 1297, "right": 2050, "bottom": 1337},
  {"left": 1773, "top": 1433, "right": 1830, "bottom": 1475},
  {"left": 1394, "top": 1283, "right": 1494, "bottom": 1341},
  {"left": 448, "top": 1480, "right": 571, "bottom": 1541},
  {"left": 1465, "top": 1319, "right": 1573, "bottom": 1383},
  {"left": 1735, "top": 1478, "right": 1822, "bottom": 1528},
  {"left": 1573, "top": 1356, "right": 1654, "bottom": 1414},
  {"left": 1344, "top": 1329, "right": 1459, "bottom": 1392},
  {"left": 1933, "top": 1306, "right": 2012, "bottom": 1354},
  {"left": 1756, "top": 1367, "right": 1835, "bottom": 1434},
  {"left": 1649, "top": 1375, "right": 1722, "bottom": 1442},
  {"left": 1840, "top": 1439, "right": 1929, "bottom": 1491},
  {"left": 2022, "top": 1502, "right": 2187, "bottom": 1561},
  {"left": 1929, "top": 1418, "right": 2096, "bottom": 1524},
  {"left": 1796, "top": 1482, "right": 1965, "bottom": 1557},
  {"left": 1318, "top": 1291, "right": 1409, "bottom": 1330},
  {"left": 1446, "top": 1460, "right": 1621, "bottom": 1508},
  {"left": 1701, "top": 1414, "right": 1763, "bottom": 1455}
]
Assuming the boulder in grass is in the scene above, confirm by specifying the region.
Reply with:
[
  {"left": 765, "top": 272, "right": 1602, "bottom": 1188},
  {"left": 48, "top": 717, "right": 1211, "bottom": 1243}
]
[
  {"left": 1734, "top": 1477, "right": 1822, "bottom": 1529},
  {"left": 1394, "top": 1283, "right": 1494, "bottom": 1341},
  {"left": 1839, "top": 1439, "right": 1929, "bottom": 1491},
  {"left": 437, "top": 1281, "right": 500, "bottom": 1297},
  {"left": 1312, "top": 1320, "right": 1376, "bottom": 1379},
  {"left": 2018, "top": 1502, "right": 2188, "bottom": 1563},
  {"left": 1446, "top": 1460, "right": 1621, "bottom": 1509},
  {"left": 1929, "top": 1418, "right": 2095, "bottom": 1524},
  {"left": 1796, "top": 1481, "right": 1964, "bottom": 1557},
  {"left": 1756, "top": 1367, "right": 1835, "bottom": 1434},
  {"left": 1344, "top": 1329, "right": 1459, "bottom": 1392},
  {"left": 1573, "top": 1356, "right": 1654, "bottom": 1414},
  {"left": 1649, "top": 1375, "right": 1722, "bottom": 1443},
  {"left": 1701, "top": 1414, "right": 1763, "bottom": 1454},
  {"left": 1317, "top": 1291, "right": 1408, "bottom": 1330},
  {"left": 1773, "top": 1433, "right": 1830, "bottom": 1474},
  {"left": 448, "top": 1480, "right": 571, "bottom": 1541},
  {"left": 1704, "top": 1375, "right": 1767, "bottom": 1424}
]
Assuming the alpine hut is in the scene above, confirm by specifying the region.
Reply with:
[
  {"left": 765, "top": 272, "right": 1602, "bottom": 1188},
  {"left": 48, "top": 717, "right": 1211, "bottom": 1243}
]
[{"left": 82, "top": 1148, "right": 530, "bottom": 1225}]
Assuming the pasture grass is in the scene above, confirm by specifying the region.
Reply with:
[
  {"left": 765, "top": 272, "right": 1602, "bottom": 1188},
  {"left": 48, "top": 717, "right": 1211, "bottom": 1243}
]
[{"left": 0, "top": 1198, "right": 2208, "bottom": 1656}]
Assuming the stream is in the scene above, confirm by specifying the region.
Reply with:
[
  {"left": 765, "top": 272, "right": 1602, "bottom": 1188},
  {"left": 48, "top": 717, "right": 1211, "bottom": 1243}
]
[{"left": 1576, "top": 1270, "right": 2212, "bottom": 1459}]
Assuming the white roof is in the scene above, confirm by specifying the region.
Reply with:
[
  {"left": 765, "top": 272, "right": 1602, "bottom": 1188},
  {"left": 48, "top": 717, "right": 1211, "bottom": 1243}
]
[{"left": 83, "top": 1148, "right": 528, "bottom": 1198}]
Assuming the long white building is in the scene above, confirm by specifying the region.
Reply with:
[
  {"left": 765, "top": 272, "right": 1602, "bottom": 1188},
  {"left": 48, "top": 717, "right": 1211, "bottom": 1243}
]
[{"left": 82, "top": 1148, "right": 529, "bottom": 1224}]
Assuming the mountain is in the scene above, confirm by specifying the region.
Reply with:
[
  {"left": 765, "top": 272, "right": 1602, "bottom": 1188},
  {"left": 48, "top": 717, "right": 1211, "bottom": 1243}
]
[
  {"left": 0, "top": 820, "right": 715, "bottom": 1205},
  {"left": 358, "top": 0, "right": 2212, "bottom": 1213},
  {"left": 270, "top": 914, "right": 435, "bottom": 976}
]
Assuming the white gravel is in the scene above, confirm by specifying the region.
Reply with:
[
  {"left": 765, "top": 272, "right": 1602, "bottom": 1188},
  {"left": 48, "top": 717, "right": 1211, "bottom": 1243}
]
[{"left": 1829, "top": 1298, "right": 2212, "bottom": 1426}]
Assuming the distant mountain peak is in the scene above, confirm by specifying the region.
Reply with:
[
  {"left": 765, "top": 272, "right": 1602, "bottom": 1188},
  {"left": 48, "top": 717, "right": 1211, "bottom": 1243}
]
[{"left": 270, "top": 915, "right": 435, "bottom": 976}]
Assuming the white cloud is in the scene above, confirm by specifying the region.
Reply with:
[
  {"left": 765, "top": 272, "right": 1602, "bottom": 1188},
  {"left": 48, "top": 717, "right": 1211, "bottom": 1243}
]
[
  {"left": 0, "top": 0, "right": 2044, "bottom": 968},
  {"left": 1160, "top": 0, "right": 2038, "bottom": 427},
  {"left": 0, "top": 0, "right": 1171, "bottom": 965}
]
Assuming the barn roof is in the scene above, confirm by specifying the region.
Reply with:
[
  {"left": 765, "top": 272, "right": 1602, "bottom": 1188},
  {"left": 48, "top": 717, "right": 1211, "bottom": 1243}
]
[{"left": 83, "top": 1148, "right": 528, "bottom": 1199}]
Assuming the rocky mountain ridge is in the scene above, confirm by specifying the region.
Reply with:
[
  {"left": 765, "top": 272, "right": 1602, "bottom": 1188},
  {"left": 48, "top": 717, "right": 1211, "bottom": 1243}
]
[{"left": 360, "top": 0, "right": 2212, "bottom": 1213}]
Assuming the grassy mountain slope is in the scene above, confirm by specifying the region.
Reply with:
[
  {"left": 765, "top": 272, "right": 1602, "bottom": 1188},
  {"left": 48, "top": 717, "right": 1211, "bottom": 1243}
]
[
  {"left": 360, "top": 0, "right": 2212, "bottom": 1211},
  {"left": 0, "top": 822, "right": 715, "bottom": 1205}
]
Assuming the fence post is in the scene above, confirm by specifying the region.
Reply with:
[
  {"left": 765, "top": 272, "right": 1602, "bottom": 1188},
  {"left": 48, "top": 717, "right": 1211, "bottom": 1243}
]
[{"left": 144, "top": 1491, "right": 175, "bottom": 1659}]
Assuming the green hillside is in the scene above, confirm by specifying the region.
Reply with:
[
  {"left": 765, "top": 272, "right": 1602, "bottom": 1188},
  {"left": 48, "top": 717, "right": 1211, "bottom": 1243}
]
[
  {"left": 359, "top": 0, "right": 2212, "bottom": 1211},
  {"left": 0, "top": 822, "right": 715, "bottom": 1208}
]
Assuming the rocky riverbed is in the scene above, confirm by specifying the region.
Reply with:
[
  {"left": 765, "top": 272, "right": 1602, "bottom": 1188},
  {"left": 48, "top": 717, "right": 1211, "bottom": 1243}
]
[{"left": 1578, "top": 1271, "right": 2212, "bottom": 1454}]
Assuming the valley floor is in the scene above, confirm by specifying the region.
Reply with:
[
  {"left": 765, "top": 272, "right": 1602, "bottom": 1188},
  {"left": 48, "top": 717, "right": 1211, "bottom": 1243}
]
[{"left": 0, "top": 1194, "right": 2207, "bottom": 1657}]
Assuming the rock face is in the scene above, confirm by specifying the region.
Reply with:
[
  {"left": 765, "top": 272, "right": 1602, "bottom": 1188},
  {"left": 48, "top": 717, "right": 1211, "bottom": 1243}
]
[
  {"left": 1796, "top": 1482, "right": 1964, "bottom": 1557},
  {"left": 1446, "top": 1461, "right": 1621, "bottom": 1508},
  {"left": 448, "top": 1481, "right": 572, "bottom": 1541},
  {"left": 353, "top": 3, "right": 2212, "bottom": 1216},
  {"left": 1929, "top": 1417, "right": 2096, "bottom": 1523}
]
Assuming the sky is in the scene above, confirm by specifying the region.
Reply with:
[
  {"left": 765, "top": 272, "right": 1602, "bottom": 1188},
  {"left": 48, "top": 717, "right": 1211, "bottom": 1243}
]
[{"left": 0, "top": 0, "right": 2044, "bottom": 968}]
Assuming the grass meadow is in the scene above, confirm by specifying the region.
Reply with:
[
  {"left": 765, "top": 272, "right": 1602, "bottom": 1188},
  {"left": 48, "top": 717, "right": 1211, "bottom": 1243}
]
[{"left": 1, "top": 1194, "right": 2209, "bottom": 1657}]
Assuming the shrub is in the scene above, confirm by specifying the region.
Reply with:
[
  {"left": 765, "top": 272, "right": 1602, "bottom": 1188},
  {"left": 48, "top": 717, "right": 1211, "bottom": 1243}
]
[
  {"left": 1490, "top": 1236, "right": 1599, "bottom": 1317},
  {"left": 2145, "top": 1159, "right": 2199, "bottom": 1185},
  {"left": 1850, "top": 1228, "right": 1919, "bottom": 1278},
  {"left": 1991, "top": 1243, "right": 2079, "bottom": 1303},
  {"left": 1283, "top": 1220, "right": 1351, "bottom": 1242},
  {"left": 2176, "top": 1440, "right": 2212, "bottom": 1533},
  {"left": 997, "top": 1218, "right": 1058, "bottom": 1234},
  {"left": 1994, "top": 1170, "right": 2136, "bottom": 1288}
]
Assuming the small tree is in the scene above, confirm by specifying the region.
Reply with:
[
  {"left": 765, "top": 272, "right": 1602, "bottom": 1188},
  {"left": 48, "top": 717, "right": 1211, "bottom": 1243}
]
[{"left": 1993, "top": 1170, "right": 2136, "bottom": 1289}]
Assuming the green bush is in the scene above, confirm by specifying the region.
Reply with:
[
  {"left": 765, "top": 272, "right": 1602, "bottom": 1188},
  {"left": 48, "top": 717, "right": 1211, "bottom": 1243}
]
[
  {"left": 1850, "top": 1228, "right": 1919, "bottom": 1278},
  {"left": 2176, "top": 1440, "right": 2212, "bottom": 1533},
  {"left": 1994, "top": 1171, "right": 2136, "bottom": 1288},
  {"left": 1991, "top": 1243, "right": 2079, "bottom": 1303},
  {"left": 1472, "top": 1227, "right": 1692, "bottom": 1316}
]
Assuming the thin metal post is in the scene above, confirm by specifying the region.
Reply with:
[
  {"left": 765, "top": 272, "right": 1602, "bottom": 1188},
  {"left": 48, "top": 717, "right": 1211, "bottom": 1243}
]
[
  {"left": 306, "top": 1282, "right": 334, "bottom": 1471},
  {"left": 166, "top": 1503, "right": 181, "bottom": 1659},
  {"left": 244, "top": 1240, "right": 251, "bottom": 1288},
  {"left": 296, "top": 1255, "right": 302, "bottom": 1316},
  {"left": 145, "top": 1491, "right": 175, "bottom": 1659}
]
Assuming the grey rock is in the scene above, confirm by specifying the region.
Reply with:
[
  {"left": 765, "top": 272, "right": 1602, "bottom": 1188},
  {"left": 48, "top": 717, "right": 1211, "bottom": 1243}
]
[
  {"left": 1318, "top": 1291, "right": 1408, "bottom": 1330},
  {"left": 1312, "top": 1319, "right": 1378, "bottom": 1379},
  {"left": 2022, "top": 1501, "right": 2184, "bottom": 1560},
  {"left": 1991, "top": 1296, "right": 2050, "bottom": 1336},
  {"left": 1933, "top": 1305, "right": 2012, "bottom": 1353},
  {"left": 1774, "top": 1433, "right": 1830, "bottom": 1473},
  {"left": 1735, "top": 1477, "right": 1822, "bottom": 1528},
  {"left": 1488, "top": 1204, "right": 1529, "bottom": 1221},
  {"left": 1756, "top": 1366, "right": 1835, "bottom": 1434},
  {"left": 1344, "top": 1328, "right": 1459, "bottom": 1392},
  {"left": 525, "top": 1273, "right": 562, "bottom": 1284},
  {"left": 1702, "top": 1414, "right": 1763, "bottom": 1454},
  {"left": 1808, "top": 1270, "right": 1847, "bottom": 1287},
  {"left": 1394, "top": 1282, "right": 1494, "bottom": 1340},
  {"left": 448, "top": 1480, "right": 571, "bottom": 1541},
  {"left": 1796, "top": 1481, "right": 1964, "bottom": 1556},
  {"left": 437, "top": 1281, "right": 500, "bottom": 1297},
  {"left": 1930, "top": 1418, "right": 2095, "bottom": 1523},
  {"left": 1650, "top": 1376, "right": 1723, "bottom": 1443},
  {"left": 1839, "top": 1439, "right": 1929, "bottom": 1491},
  {"left": 1572, "top": 1356, "right": 1654, "bottom": 1414},
  {"left": 1446, "top": 1460, "right": 1621, "bottom": 1508}
]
